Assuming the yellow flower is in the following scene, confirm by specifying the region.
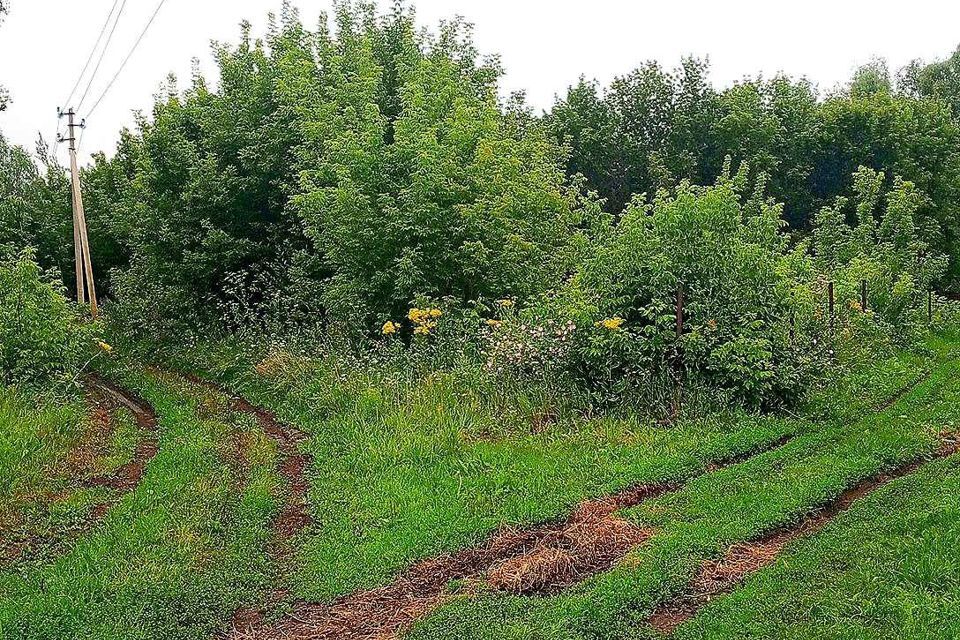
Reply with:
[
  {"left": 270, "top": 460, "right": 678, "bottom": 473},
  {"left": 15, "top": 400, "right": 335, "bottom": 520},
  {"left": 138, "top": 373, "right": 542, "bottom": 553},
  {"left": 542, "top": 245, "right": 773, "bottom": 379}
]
[
  {"left": 97, "top": 341, "right": 113, "bottom": 353},
  {"left": 486, "top": 319, "right": 502, "bottom": 327},
  {"left": 382, "top": 321, "right": 398, "bottom": 336},
  {"left": 414, "top": 325, "right": 431, "bottom": 336},
  {"left": 497, "top": 299, "right": 515, "bottom": 308},
  {"left": 849, "top": 300, "right": 862, "bottom": 311},
  {"left": 599, "top": 317, "right": 626, "bottom": 331},
  {"left": 408, "top": 308, "right": 424, "bottom": 322},
  {"left": 430, "top": 308, "right": 442, "bottom": 318}
]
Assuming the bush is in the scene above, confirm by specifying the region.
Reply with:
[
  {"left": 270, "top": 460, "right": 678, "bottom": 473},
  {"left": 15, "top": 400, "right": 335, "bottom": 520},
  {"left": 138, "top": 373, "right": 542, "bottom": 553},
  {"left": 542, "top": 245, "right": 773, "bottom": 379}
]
[
  {"left": 0, "top": 252, "right": 98, "bottom": 386},
  {"left": 477, "top": 166, "right": 824, "bottom": 408},
  {"left": 811, "top": 167, "right": 948, "bottom": 340}
]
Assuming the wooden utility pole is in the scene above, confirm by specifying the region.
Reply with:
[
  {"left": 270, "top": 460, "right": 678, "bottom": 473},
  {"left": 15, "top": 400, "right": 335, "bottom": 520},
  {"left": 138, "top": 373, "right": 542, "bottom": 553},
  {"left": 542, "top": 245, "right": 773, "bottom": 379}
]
[{"left": 59, "top": 108, "right": 98, "bottom": 318}]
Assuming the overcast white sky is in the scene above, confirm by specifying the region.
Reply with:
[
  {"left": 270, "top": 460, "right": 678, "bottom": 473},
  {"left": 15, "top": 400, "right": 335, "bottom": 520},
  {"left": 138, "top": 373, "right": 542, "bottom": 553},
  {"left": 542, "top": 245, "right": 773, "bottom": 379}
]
[{"left": 1, "top": 0, "right": 958, "bottom": 166}]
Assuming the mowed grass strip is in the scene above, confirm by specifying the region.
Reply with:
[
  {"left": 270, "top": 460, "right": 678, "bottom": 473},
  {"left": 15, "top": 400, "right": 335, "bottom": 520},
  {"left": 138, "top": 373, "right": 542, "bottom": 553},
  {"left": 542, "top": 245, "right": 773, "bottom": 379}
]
[
  {"left": 0, "top": 369, "right": 282, "bottom": 640},
  {"left": 404, "top": 332, "right": 960, "bottom": 640}
]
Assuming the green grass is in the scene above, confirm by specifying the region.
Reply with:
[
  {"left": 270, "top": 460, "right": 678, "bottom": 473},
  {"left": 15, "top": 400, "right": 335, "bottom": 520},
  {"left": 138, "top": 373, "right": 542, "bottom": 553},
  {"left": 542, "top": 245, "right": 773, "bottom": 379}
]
[
  {"left": 405, "top": 332, "right": 960, "bottom": 640},
  {"left": 0, "top": 370, "right": 281, "bottom": 640},
  {"left": 93, "top": 407, "right": 141, "bottom": 477},
  {"left": 180, "top": 349, "right": 807, "bottom": 604},
  {"left": 675, "top": 454, "right": 960, "bottom": 639},
  {"left": 0, "top": 387, "right": 88, "bottom": 541},
  {"left": 1, "top": 327, "right": 956, "bottom": 639},
  {"left": 0, "top": 382, "right": 153, "bottom": 566},
  {"left": 163, "top": 330, "right": 947, "bottom": 612}
]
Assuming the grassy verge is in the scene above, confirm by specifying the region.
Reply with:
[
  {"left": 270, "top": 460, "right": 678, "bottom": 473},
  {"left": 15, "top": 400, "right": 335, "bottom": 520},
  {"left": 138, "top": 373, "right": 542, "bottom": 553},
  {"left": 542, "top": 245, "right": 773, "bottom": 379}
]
[
  {"left": 404, "top": 331, "right": 960, "bottom": 639},
  {"left": 0, "top": 369, "right": 281, "bottom": 640},
  {"left": 175, "top": 350, "right": 805, "bottom": 603},
  {"left": 158, "top": 328, "right": 941, "bottom": 610}
]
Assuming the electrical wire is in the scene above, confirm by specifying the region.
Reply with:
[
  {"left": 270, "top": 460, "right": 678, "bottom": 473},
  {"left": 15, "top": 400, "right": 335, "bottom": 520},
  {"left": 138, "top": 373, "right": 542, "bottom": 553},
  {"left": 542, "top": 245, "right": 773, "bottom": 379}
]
[
  {"left": 85, "top": 0, "right": 169, "bottom": 120},
  {"left": 77, "top": 0, "right": 129, "bottom": 111},
  {"left": 61, "top": 0, "right": 122, "bottom": 109}
]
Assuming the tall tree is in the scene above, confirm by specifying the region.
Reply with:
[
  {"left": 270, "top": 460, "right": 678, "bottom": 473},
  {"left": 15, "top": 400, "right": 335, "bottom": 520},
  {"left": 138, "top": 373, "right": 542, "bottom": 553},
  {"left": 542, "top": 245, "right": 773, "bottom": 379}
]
[
  {"left": 294, "top": 1, "right": 581, "bottom": 330},
  {"left": 901, "top": 46, "right": 960, "bottom": 119}
]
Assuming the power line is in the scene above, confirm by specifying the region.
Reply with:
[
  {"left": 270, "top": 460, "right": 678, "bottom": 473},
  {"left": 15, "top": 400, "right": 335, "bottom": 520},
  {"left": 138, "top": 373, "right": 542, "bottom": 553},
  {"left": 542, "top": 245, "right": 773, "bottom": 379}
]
[
  {"left": 77, "top": 0, "right": 129, "bottom": 111},
  {"left": 61, "top": 0, "right": 122, "bottom": 109},
  {"left": 85, "top": 0, "right": 169, "bottom": 120}
]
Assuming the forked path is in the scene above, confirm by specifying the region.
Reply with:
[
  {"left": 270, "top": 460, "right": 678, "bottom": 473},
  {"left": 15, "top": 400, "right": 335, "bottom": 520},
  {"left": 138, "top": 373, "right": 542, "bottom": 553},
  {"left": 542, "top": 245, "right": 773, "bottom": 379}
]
[
  {"left": 647, "top": 433, "right": 960, "bottom": 635},
  {"left": 221, "top": 435, "right": 797, "bottom": 640},
  {"left": 179, "top": 375, "right": 314, "bottom": 636}
]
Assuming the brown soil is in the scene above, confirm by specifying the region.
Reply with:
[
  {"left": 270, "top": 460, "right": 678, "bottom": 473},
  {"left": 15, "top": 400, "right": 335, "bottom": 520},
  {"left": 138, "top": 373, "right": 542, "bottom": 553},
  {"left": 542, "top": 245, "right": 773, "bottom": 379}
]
[
  {"left": 221, "top": 437, "right": 796, "bottom": 640},
  {"left": 84, "top": 374, "right": 160, "bottom": 493},
  {"left": 647, "top": 435, "right": 960, "bottom": 635}
]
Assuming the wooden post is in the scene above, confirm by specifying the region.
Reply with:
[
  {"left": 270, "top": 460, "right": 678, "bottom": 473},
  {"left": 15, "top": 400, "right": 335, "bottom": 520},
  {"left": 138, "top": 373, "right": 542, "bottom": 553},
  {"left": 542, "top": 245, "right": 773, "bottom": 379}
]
[
  {"left": 860, "top": 279, "right": 867, "bottom": 312},
  {"left": 61, "top": 109, "right": 98, "bottom": 318},
  {"left": 828, "top": 281, "right": 835, "bottom": 332},
  {"left": 676, "top": 283, "right": 684, "bottom": 339}
]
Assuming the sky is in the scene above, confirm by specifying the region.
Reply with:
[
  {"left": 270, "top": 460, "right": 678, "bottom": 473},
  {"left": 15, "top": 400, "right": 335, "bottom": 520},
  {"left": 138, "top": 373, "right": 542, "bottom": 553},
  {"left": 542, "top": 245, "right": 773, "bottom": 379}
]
[{"left": 1, "top": 0, "right": 959, "bottom": 166}]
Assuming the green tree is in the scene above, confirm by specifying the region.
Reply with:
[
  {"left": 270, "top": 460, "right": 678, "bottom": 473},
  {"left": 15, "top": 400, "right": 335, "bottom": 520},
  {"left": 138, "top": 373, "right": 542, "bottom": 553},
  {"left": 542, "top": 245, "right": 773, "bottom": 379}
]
[
  {"left": 292, "top": 1, "right": 581, "bottom": 332},
  {"left": 0, "top": 133, "right": 72, "bottom": 278},
  {"left": 1, "top": 0, "right": 9, "bottom": 110},
  {"left": 901, "top": 46, "right": 960, "bottom": 118},
  {"left": 85, "top": 6, "right": 314, "bottom": 337}
]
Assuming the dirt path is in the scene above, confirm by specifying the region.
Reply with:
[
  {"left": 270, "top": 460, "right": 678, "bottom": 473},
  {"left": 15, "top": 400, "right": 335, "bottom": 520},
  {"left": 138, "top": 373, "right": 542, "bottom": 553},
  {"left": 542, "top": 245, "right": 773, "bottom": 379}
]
[
  {"left": 222, "top": 435, "right": 796, "bottom": 640},
  {"left": 0, "top": 375, "right": 159, "bottom": 566},
  {"left": 183, "top": 374, "right": 313, "bottom": 550},
  {"left": 647, "top": 433, "right": 960, "bottom": 635},
  {"left": 84, "top": 374, "right": 160, "bottom": 511},
  {"left": 178, "top": 374, "right": 315, "bottom": 636}
]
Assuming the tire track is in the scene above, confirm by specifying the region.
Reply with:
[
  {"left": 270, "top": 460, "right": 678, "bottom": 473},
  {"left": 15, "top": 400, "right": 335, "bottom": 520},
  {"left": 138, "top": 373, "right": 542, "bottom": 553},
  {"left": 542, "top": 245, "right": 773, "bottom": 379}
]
[
  {"left": 647, "top": 434, "right": 960, "bottom": 635},
  {"left": 222, "top": 434, "right": 797, "bottom": 640},
  {"left": 0, "top": 374, "right": 159, "bottom": 566},
  {"left": 177, "top": 374, "right": 314, "bottom": 637}
]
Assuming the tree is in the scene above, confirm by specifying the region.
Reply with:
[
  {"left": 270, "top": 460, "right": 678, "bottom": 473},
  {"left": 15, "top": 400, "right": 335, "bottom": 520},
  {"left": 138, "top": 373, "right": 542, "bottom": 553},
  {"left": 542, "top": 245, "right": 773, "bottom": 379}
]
[
  {"left": 0, "top": 133, "right": 72, "bottom": 277},
  {"left": 1, "top": 0, "right": 9, "bottom": 110},
  {"left": 84, "top": 8, "right": 315, "bottom": 337},
  {"left": 293, "top": 2, "right": 581, "bottom": 331},
  {"left": 849, "top": 57, "right": 893, "bottom": 99},
  {"left": 901, "top": 46, "right": 960, "bottom": 119},
  {"left": 548, "top": 57, "right": 720, "bottom": 216}
]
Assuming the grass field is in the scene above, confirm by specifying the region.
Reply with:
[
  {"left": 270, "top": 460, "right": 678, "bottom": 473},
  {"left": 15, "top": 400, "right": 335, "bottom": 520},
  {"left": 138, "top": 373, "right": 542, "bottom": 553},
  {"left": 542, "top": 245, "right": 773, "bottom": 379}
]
[{"left": 0, "top": 331, "right": 957, "bottom": 639}]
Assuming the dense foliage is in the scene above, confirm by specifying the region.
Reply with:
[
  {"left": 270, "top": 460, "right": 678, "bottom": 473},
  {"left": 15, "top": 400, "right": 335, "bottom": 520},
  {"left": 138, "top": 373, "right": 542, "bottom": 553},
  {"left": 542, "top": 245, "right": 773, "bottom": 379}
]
[
  {"left": 0, "top": 0, "right": 9, "bottom": 111},
  {"left": 2, "top": 0, "right": 959, "bottom": 407},
  {"left": 548, "top": 58, "right": 960, "bottom": 286},
  {"left": 0, "top": 252, "right": 97, "bottom": 387}
]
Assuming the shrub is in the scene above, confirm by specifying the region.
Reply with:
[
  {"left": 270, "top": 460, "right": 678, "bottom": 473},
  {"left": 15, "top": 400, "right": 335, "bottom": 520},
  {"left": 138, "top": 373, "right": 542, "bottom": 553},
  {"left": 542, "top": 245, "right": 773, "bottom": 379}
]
[
  {"left": 811, "top": 167, "right": 948, "bottom": 339},
  {"left": 0, "top": 252, "right": 98, "bottom": 386},
  {"left": 479, "top": 166, "right": 826, "bottom": 408}
]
